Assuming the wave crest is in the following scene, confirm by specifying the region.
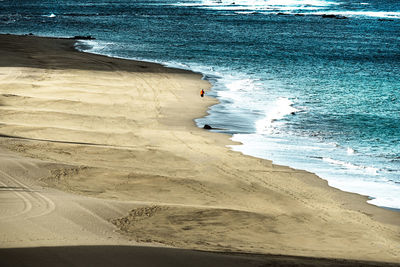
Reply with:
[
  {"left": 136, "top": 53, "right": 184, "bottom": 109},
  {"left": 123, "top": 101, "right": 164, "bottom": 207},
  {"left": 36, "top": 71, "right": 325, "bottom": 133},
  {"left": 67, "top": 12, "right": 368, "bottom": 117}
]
[{"left": 256, "top": 97, "right": 299, "bottom": 134}]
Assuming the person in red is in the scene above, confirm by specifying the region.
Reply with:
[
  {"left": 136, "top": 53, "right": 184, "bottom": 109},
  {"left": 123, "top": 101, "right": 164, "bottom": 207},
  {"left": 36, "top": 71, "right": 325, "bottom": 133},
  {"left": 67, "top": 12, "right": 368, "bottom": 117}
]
[{"left": 200, "top": 89, "right": 205, "bottom": 97}]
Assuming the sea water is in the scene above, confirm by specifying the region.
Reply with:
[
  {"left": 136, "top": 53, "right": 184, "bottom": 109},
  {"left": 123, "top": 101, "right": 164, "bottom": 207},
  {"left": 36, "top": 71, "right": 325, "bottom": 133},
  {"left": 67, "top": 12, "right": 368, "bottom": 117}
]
[{"left": 1, "top": 0, "right": 399, "bottom": 209}]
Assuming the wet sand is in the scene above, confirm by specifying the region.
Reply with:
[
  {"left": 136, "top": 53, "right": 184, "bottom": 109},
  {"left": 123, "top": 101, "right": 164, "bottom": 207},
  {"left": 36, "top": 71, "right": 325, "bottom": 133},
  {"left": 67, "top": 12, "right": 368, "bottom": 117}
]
[{"left": 0, "top": 34, "right": 399, "bottom": 266}]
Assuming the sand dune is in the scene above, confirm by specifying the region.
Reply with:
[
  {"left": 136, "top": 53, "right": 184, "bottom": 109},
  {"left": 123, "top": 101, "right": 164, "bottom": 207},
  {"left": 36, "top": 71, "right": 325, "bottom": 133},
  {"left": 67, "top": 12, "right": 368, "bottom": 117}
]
[{"left": 0, "top": 34, "right": 399, "bottom": 265}]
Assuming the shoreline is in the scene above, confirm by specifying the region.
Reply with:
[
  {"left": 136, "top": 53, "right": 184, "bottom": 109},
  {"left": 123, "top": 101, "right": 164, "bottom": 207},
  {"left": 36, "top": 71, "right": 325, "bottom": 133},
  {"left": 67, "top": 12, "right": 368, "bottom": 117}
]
[
  {"left": 74, "top": 37, "right": 400, "bottom": 212},
  {"left": 0, "top": 34, "right": 399, "bottom": 263},
  {"left": 11, "top": 33, "right": 396, "bottom": 212}
]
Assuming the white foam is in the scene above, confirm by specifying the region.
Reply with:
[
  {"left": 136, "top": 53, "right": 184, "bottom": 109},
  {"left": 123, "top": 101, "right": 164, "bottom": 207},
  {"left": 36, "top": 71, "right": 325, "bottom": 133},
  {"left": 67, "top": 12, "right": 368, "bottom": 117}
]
[
  {"left": 201, "top": 0, "right": 336, "bottom": 7},
  {"left": 346, "top": 147, "right": 355, "bottom": 155},
  {"left": 174, "top": 1, "right": 399, "bottom": 19},
  {"left": 225, "top": 78, "right": 260, "bottom": 91},
  {"left": 74, "top": 40, "right": 116, "bottom": 55},
  {"left": 201, "top": 5, "right": 325, "bottom": 11},
  {"left": 231, "top": 133, "right": 332, "bottom": 154},
  {"left": 235, "top": 11, "right": 258, "bottom": 14},
  {"left": 43, "top": 13, "right": 56, "bottom": 18},
  {"left": 328, "top": 179, "right": 400, "bottom": 209},
  {"left": 322, "top": 157, "right": 379, "bottom": 175},
  {"left": 255, "top": 97, "right": 298, "bottom": 134},
  {"left": 214, "top": 76, "right": 268, "bottom": 112},
  {"left": 310, "top": 10, "right": 400, "bottom": 19},
  {"left": 174, "top": 0, "right": 337, "bottom": 11}
]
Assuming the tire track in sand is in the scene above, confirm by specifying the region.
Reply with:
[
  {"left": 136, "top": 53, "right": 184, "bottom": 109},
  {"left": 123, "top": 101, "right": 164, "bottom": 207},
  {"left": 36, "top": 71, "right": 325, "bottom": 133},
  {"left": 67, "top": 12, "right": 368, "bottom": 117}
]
[{"left": 0, "top": 169, "right": 55, "bottom": 221}]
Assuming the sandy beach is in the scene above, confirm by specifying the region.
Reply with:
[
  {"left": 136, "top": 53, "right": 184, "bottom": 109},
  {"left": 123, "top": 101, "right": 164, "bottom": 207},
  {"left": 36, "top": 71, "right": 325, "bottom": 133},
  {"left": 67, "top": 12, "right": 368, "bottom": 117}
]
[{"left": 0, "top": 34, "right": 399, "bottom": 266}]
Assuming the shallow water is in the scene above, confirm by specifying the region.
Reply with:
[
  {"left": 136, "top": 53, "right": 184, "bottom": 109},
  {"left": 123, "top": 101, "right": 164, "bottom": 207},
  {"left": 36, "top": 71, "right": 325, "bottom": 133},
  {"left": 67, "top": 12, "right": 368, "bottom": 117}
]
[{"left": 1, "top": 0, "right": 399, "bottom": 208}]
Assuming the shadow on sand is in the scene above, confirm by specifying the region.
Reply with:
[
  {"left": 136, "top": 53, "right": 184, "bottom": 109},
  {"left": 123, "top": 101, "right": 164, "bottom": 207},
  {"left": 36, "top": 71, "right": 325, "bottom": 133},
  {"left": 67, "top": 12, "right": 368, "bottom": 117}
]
[
  {"left": 0, "top": 246, "right": 399, "bottom": 267},
  {"left": 0, "top": 34, "right": 197, "bottom": 75}
]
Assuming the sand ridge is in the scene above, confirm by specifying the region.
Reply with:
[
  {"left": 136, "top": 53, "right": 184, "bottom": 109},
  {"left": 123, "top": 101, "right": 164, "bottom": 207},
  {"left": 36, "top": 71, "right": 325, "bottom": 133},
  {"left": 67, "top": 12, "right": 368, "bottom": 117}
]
[{"left": 0, "top": 34, "right": 399, "bottom": 264}]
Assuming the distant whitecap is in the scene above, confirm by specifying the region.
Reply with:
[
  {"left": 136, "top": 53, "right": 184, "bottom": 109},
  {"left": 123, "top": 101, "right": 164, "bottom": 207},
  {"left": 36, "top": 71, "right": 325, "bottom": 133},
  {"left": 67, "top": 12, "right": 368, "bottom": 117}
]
[
  {"left": 43, "top": 13, "right": 56, "bottom": 18},
  {"left": 346, "top": 147, "right": 355, "bottom": 155}
]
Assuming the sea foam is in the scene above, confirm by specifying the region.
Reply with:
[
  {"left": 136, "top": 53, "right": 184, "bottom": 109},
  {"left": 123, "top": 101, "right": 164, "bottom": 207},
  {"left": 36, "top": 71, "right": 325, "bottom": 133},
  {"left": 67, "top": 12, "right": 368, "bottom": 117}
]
[
  {"left": 309, "top": 10, "right": 400, "bottom": 19},
  {"left": 256, "top": 97, "right": 299, "bottom": 134},
  {"left": 198, "top": 0, "right": 336, "bottom": 7},
  {"left": 173, "top": 0, "right": 400, "bottom": 19},
  {"left": 42, "top": 13, "right": 56, "bottom": 18},
  {"left": 322, "top": 157, "right": 379, "bottom": 175},
  {"left": 174, "top": 0, "right": 338, "bottom": 11}
]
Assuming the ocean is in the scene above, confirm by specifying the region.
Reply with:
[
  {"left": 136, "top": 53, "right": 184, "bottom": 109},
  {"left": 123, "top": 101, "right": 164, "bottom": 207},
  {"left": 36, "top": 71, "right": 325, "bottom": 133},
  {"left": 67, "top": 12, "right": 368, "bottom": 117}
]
[{"left": 1, "top": 0, "right": 399, "bottom": 209}]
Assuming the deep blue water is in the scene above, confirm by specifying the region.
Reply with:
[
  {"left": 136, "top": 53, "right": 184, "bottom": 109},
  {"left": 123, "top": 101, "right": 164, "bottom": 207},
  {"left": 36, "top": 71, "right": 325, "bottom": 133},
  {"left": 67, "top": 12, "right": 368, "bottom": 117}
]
[{"left": 1, "top": 0, "right": 400, "bottom": 208}]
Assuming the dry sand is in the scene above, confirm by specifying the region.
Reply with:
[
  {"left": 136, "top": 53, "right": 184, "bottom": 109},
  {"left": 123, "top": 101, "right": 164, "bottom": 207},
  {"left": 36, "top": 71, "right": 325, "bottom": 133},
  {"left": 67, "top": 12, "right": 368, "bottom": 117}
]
[{"left": 0, "top": 34, "right": 399, "bottom": 266}]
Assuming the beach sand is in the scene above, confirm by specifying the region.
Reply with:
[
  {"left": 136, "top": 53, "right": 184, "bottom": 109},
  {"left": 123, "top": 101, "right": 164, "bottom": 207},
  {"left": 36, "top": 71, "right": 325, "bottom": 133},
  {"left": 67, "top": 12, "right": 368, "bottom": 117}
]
[{"left": 0, "top": 34, "right": 399, "bottom": 266}]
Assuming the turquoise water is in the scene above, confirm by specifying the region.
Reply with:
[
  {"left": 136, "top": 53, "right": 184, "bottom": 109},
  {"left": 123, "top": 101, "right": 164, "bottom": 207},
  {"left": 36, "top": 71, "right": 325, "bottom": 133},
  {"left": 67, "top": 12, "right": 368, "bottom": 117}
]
[{"left": 1, "top": 0, "right": 399, "bottom": 208}]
